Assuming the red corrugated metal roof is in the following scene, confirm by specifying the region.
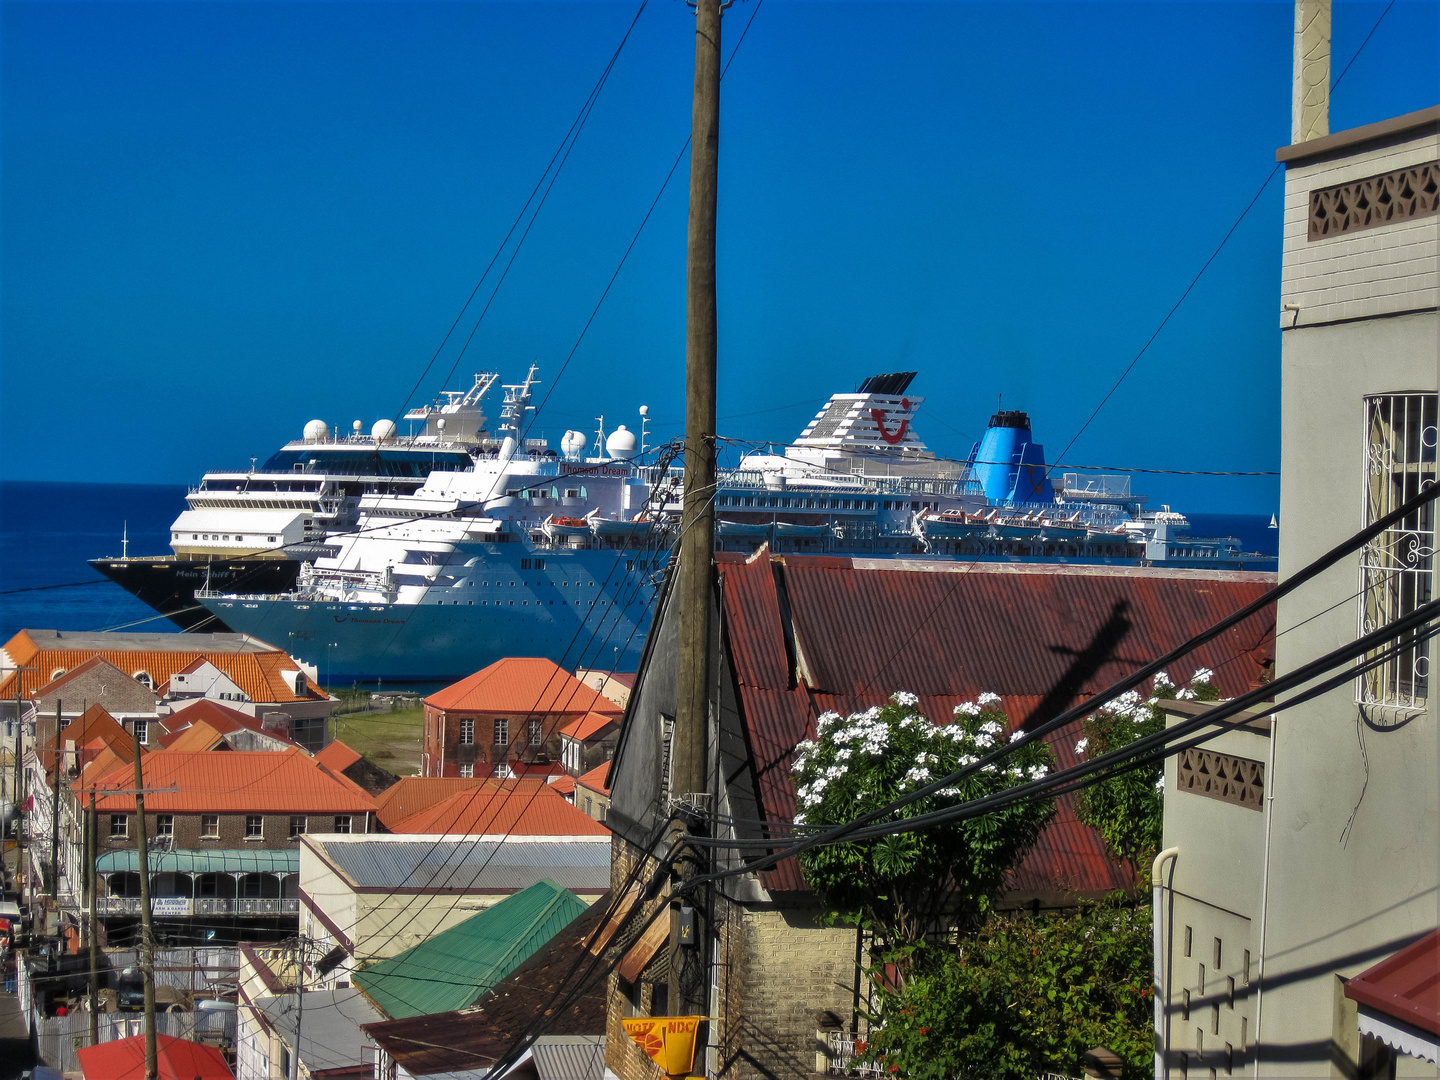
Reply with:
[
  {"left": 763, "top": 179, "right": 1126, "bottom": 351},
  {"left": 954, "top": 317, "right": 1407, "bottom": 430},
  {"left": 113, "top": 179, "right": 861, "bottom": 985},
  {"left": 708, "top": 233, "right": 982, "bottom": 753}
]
[
  {"left": 157, "top": 700, "right": 294, "bottom": 747},
  {"left": 714, "top": 551, "right": 1276, "bottom": 896},
  {"left": 426, "top": 657, "right": 624, "bottom": 715},
  {"left": 1345, "top": 929, "right": 1440, "bottom": 1037},
  {"left": 77, "top": 1033, "right": 233, "bottom": 1080},
  {"left": 388, "top": 789, "right": 607, "bottom": 836},
  {"left": 89, "top": 748, "right": 375, "bottom": 813}
]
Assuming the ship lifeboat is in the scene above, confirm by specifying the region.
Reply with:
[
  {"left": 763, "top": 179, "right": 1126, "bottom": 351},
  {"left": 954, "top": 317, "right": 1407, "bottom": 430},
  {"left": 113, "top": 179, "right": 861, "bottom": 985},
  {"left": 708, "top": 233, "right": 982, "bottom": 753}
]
[{"left": 544, "top": 515, "right": 594, "bottom": 539}]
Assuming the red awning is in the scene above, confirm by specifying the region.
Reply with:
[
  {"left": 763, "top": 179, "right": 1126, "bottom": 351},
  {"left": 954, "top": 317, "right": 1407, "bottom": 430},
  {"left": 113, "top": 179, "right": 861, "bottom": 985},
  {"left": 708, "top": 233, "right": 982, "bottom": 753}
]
[
  {"left": 1344, "top": 929, "right": 1440, "bottom": 1064},
  {"left": 78, "top": 1034, "right": 233, "bottom": 1080}
]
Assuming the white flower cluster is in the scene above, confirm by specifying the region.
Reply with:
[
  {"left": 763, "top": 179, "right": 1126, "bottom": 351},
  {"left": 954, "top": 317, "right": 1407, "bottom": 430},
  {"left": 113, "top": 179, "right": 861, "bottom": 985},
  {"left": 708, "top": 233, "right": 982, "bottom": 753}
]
[
  {"left": 1192, "top": 667, "right": 1214, "bottom": 684},
  {"left": 893, "top": 690, "right": 919, "bottom": 707},
  {"left": 1074, "top": 736, "right": 1089, "bottom": 756},
  {"left": 977, "top": 691, "right": 1002, "bottom": 706},
  {"left": 954, "top": 701, "right": 981, "bottom": 717},
  {"left": 1152, "top": 670, "right": 1174, "bottom": 690}
]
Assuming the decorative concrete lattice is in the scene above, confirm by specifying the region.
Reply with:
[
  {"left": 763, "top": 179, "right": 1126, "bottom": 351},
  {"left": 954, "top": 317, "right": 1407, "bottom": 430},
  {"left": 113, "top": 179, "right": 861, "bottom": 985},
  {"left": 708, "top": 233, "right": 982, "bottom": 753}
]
[
  {"left": 1309, "top": 161, "right": 1440, "bottom": 240},
  {"left": 1176, "top": 749, "right": 1264, "bottom": 811}
]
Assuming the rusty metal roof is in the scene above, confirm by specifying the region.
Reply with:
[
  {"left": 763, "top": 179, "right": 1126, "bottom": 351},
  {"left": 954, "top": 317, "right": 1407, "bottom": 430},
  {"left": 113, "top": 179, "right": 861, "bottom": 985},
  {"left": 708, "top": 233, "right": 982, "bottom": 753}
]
[
  {"left": 715, "top": 551, "right": 1276, "bottom": 895},
  {"left": 1345, "top": 928, "right": 1440, "bottom": 1039}
]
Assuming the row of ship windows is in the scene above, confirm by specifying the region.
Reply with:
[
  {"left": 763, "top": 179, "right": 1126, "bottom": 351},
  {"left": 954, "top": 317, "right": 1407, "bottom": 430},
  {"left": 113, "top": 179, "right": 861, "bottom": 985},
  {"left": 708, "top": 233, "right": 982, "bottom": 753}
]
[
  {"left": 715, "top": 496, "right": 940, "bottom": 511},
  {"left": 178, "top": 531, "right": 307, "bottom": 542},
  {"left": 434, "top": 599, "right": 618, "bottom": 607}
]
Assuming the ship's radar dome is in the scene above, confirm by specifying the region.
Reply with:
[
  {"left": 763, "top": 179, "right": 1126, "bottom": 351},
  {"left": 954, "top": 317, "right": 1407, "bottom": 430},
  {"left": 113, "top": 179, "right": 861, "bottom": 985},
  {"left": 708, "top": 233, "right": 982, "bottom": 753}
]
[
  {"left": 606, "top": 425, "right": 639, "bottom": 460},
  {"left": 303, "top": 419, "right": 329, "bottom": 442},
  {"left": 560, "top": 430, "right": 587, "bottom": 461},
  {"left": 372, "top": 418, "right": 397, "bottom": 443}
]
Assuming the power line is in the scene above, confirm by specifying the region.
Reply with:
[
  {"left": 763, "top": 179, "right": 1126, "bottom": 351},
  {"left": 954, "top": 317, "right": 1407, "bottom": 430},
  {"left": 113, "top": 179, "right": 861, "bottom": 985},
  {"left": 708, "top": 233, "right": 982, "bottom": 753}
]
[{"left": 1047, "top": 0, "right": 1398, "bottom": 474}]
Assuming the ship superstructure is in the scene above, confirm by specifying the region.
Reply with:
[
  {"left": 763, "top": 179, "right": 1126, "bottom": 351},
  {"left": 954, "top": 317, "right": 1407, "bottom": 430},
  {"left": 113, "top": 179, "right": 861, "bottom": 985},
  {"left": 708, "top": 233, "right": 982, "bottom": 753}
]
[{"left": 187, "top": 369, "right": 1274, "bottom": 681}]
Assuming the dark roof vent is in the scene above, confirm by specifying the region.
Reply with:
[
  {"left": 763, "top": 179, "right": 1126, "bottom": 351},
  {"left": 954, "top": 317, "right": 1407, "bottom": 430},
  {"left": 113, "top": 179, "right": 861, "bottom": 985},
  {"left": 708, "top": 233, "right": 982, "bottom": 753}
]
[
  {"left": 856, "top": 372, "right": 917, "bottom": 396},
  {"left": 988, "top": 410, "right": 1032, "bottom": 430}
]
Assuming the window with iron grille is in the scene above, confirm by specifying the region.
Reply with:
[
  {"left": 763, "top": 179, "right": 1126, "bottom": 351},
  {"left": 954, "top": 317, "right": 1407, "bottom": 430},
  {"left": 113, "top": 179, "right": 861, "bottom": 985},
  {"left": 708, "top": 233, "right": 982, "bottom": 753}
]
[
  {"left": 1359, "top": 393, "right": 1438, "bottom": 717},
  {"left": 459, "top": 718, "right": 474, "bottom": 745},
  {"left": 494, "top": 718, "right": 509, "bottom": 746},
  {"left": 528, "top": 718, "right": 542, "bottom": 746}
]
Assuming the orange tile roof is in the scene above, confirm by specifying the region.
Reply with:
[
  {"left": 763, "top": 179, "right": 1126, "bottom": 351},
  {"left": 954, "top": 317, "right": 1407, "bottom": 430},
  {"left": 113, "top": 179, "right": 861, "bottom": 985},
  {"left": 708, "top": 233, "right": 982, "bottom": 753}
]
[
  {"left": 74, "top": 745, "right": 132, "bottom": 793},
  {"left": 388, "top": 790, "right": 609, "bottom": 836},
  {"left": 558, "top": 712, "right": 620, "bottom": 742},
  {"left": 0, "top": 629, "right": 329, "bottom": 705},
  {"left": 53, "top": 705, "right": 133, "bottom": 758},
  {"left": 575, "top": 763, "right": 611, "bottom": 798},
  {"left": 373, "top": 776, "right": 558, "bottom": 831},
  {"left": 315, "top": 741, "right": 362, "bottom": 773},
  {"left": 548, "top": 775, "right": 576, "bottom": 797},
  {"left": 158, "top": 700, "right": 285, "bottom": 747},
  {"left": 89, "top": 748, "right": 375, "bottom": 813},
  {"left": 160, "top": 722, "right": 232, "bottom": 754},
  {"left": 425, "top": 658, "right": 622, "bottom": 716},
  {"left": 30, "top": 656, "right": 157, "bottom": 703}
]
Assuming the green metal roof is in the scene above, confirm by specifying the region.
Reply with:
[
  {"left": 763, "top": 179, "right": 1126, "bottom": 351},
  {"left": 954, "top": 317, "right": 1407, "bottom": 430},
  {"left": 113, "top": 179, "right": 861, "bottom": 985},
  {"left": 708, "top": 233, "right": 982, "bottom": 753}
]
[
  {"left": 353, "top": 880, "right": 587, "bottom": 1019},
  {"left": 95, "top": 849, "right": 299, "bottom": 875}
]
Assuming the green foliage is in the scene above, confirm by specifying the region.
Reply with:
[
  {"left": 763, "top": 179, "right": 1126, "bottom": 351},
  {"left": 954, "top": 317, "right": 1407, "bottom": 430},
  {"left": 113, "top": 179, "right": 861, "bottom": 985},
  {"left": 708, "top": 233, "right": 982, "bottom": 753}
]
[
  {"left": 860, "top": 897, "right": 1155, "bottom": 1080},
  {"left": 1073, "top": 669, "right": 1220, "bottom": 870},
  {"left": 792, "top": 694, "right": 1055, "bottom": 945}
]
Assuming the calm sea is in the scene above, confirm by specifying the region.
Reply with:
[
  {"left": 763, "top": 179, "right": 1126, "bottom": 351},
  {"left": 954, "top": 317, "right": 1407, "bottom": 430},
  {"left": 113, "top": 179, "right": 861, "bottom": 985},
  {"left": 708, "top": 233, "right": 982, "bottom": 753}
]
[{"left": 0, "top": 481, "right": 1280, "bottom": 647}]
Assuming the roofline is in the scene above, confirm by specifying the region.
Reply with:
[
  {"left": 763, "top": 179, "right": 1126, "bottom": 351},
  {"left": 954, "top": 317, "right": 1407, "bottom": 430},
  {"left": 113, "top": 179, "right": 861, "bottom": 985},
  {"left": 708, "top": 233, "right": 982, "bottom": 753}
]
[{"left": 1276, "top": 104, "right": 1440, "bottom": 165}]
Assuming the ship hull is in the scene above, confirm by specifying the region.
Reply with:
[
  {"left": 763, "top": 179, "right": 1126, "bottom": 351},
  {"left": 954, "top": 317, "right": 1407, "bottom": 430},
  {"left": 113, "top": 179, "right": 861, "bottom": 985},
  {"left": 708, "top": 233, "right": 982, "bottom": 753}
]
[
  {"left": 198, "top": 546, "right": 667, "bottom": 681},
  {"left": 89, "top": 557, "right": 301, "bottom": 632}
]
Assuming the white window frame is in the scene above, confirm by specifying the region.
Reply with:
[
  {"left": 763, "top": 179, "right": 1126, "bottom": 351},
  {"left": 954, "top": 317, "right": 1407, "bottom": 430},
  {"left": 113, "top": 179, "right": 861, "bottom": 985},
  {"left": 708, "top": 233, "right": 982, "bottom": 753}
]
[
  {"left": 1358, "top": 392, "right": 1438, "bottom": 720},
  {"left": 459, "top": 718, "right": 475, "bottom": 746},
  {"left": 155, "top": 814, "right": 174, "bottom": 837},
  {"left": 493, "top": 718, "right": 509, "bottom": 747},
  {"left": 110, "top": 814, "right": 129, "bottom": 839},
  {"left": 458, "top": 764, "right": 474, "bottom": 778},
  {"left": 334, "top": 815, "right": 352, "bottom": 834},
  {"left": 245, "top": 815, "right": 264, "bottom": 840},
  {"left": 528, "top": 718, "right": 543, "bottom": 747},
  {"left": 200, "top": 815, "right": 221, "bottom": 839}
]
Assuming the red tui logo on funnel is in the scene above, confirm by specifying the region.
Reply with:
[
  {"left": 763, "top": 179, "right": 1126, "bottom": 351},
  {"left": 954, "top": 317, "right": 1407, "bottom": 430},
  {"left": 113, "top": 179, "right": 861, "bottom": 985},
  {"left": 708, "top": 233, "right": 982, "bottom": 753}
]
[{"left": 871, "top": 398, "right": 912, "bottom": 445}]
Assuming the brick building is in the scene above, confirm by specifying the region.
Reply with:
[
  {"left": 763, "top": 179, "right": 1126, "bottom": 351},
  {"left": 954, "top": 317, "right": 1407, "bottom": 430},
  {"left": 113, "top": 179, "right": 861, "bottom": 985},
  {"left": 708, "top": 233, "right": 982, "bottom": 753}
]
[
  {"left": 86, "top": 747, "right": 375, "bottom": 944},
  {"left": 605, "top": 552, "right": 1277, "bottom": 1080},
  {"left": 422, "top": 658, "right": 621, "bottom": 779}
]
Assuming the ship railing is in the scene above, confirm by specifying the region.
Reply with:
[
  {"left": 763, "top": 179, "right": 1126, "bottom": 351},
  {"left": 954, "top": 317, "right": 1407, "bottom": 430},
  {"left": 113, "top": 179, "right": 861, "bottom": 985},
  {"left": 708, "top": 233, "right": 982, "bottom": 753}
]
[{"left": 1060, "top": 472, "right": 1132, "bottom": 498}]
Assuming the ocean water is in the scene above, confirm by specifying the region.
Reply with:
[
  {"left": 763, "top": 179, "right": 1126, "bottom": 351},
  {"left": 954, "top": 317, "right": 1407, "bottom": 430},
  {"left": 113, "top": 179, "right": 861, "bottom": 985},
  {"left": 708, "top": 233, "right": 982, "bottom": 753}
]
[
  {"left": 0, "top": 480, "right": 1280, "bottom": 648},
  {"left": 0, "top": 480, "right": 189, "bottom": 643}
]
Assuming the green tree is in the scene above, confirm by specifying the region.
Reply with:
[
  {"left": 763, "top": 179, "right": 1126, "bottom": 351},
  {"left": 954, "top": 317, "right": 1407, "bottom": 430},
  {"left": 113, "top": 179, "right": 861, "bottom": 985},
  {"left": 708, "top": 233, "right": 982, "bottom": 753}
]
[
  {"left": 1073, "top": 669, "right": 1220, "bottom": 871},
  {"left": 792, "top": 693, "right": 1055, "bottom": 948},
  {"left": 859, "top": 896, "right": 1155, "bottom": 1080}
]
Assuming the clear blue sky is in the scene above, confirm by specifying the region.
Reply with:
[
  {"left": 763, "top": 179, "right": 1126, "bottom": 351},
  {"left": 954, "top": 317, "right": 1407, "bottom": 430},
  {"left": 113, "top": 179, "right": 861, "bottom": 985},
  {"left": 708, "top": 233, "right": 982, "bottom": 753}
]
[{"left": 2, "top": 1, "right": 1435, "bottom": 513}]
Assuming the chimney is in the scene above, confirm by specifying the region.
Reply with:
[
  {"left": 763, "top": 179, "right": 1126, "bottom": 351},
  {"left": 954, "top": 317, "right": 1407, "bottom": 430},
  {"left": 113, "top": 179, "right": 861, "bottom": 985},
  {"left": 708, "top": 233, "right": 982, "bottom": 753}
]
[{"left": 1292, "top": 0, "right": 1331, "bottom": 143}]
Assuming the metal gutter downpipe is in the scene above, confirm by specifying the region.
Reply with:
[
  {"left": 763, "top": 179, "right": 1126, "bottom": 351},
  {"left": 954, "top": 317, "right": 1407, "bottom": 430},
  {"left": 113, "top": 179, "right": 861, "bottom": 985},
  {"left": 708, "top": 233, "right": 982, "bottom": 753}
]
[
  {"left": 1252, "top": 712, "right": 1279, "bottom": 1079},
  {"left": 1152, "top": 846, "right": 1180, "bottom": 1080}
]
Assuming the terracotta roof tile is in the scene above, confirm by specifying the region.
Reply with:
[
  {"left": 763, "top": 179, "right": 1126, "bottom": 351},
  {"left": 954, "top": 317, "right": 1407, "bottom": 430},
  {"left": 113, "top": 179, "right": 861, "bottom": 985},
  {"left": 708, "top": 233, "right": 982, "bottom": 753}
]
[
  {"left": 0, "top": 629, "right": 328, "bottom": 704},
  {"left": 426, "top": 658, "right": 622, "bottom": 716},
  {"left": 558, "top": 712, "right": 619, "bottom": 741},
  {"left": 387, "top": 790, "right": 607, "bottom": 836},
  {"left": 574, "top": 764, "right": 611, "bottom": 798},
  {"left": 316, "top": 741, "right": 363, "bottom": 772},
  {"left": 90, "top": 748, "right": 374, "bottom": 813},
  {"left": 373, "top": 776, "right": 557, "bottom": 831}
]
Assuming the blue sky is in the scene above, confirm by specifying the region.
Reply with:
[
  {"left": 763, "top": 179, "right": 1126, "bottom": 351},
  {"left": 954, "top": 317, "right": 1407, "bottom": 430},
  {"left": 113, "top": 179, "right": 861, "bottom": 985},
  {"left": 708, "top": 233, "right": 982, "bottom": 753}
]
[{"left": 2, "top": 1, "right": 1436, "bottom": 513}]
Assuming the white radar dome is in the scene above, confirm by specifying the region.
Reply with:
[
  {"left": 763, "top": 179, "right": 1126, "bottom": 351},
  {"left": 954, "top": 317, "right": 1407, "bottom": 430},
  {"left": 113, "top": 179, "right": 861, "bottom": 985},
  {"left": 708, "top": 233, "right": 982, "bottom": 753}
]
[
  {"left": 560, "top": 430, "right": 587, "bottom": 461},
  {"left": 303, "top": 419, "right": 329, "bottom": 442},
  {"left": 605, "top": 424, "right": 639, "bottom": 461},
  {"left": 372, "top": 418, "right": 397, "bottom": 443}
]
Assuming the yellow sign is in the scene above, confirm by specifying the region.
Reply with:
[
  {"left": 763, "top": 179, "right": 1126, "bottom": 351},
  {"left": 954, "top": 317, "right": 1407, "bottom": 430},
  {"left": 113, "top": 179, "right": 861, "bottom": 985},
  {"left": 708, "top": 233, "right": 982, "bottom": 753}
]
[{"left": 621, "top": 1016, "right": 705, "bottom": 1077}]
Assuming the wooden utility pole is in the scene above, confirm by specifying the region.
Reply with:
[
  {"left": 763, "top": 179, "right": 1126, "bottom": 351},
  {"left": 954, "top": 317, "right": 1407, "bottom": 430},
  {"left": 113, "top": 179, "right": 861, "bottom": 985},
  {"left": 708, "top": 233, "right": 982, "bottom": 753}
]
[
  {"left": 672, "top": 0, "right": 722, "bottom": 1019},
  {"left": 131, "top": 742, "right": 158, "bottom": 1080},
  {"left": 49, "top": 701, "right": 62, "bottom": 907},
  {"left": 87, "top": 790, "right": 100, "bottom": 1045}
]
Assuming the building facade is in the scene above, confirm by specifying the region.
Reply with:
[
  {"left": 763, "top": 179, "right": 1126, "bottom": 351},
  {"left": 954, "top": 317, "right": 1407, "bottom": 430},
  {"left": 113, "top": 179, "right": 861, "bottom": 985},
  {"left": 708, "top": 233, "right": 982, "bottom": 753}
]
[{"left": 1154, "top": 104, "right": 1440, "bottom": 1078}]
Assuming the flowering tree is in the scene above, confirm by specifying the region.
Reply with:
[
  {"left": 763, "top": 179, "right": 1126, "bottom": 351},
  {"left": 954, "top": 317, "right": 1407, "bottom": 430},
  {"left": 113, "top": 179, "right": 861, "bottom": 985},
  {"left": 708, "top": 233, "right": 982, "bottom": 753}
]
[
  {"left": 1073, "top": 668, "right": 1219, "bottom": 872},
  {"left": 791, "top": 693, "right": 1055, "bottom": 948}
]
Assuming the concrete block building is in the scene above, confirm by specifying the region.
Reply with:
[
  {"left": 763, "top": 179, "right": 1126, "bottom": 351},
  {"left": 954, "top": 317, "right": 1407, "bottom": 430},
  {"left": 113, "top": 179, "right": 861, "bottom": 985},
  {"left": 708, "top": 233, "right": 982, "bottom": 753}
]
[{"left": 1153, "top": 99, "right": 1439, "bottom": 1077}]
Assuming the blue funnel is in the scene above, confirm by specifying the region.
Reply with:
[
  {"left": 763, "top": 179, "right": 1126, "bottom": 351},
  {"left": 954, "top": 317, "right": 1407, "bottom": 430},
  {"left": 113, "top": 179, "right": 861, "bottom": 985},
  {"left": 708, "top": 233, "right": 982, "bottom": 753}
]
[{"left": 969, "top": 411, "right": 1051, "bottom": 504}]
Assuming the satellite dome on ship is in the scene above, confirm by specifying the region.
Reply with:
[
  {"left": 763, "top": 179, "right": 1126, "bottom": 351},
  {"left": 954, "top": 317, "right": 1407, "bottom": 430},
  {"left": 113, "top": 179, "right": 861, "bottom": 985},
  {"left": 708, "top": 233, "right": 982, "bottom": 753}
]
[{"left": 605, "top": 425, "right": 639, "bottom": 461}]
